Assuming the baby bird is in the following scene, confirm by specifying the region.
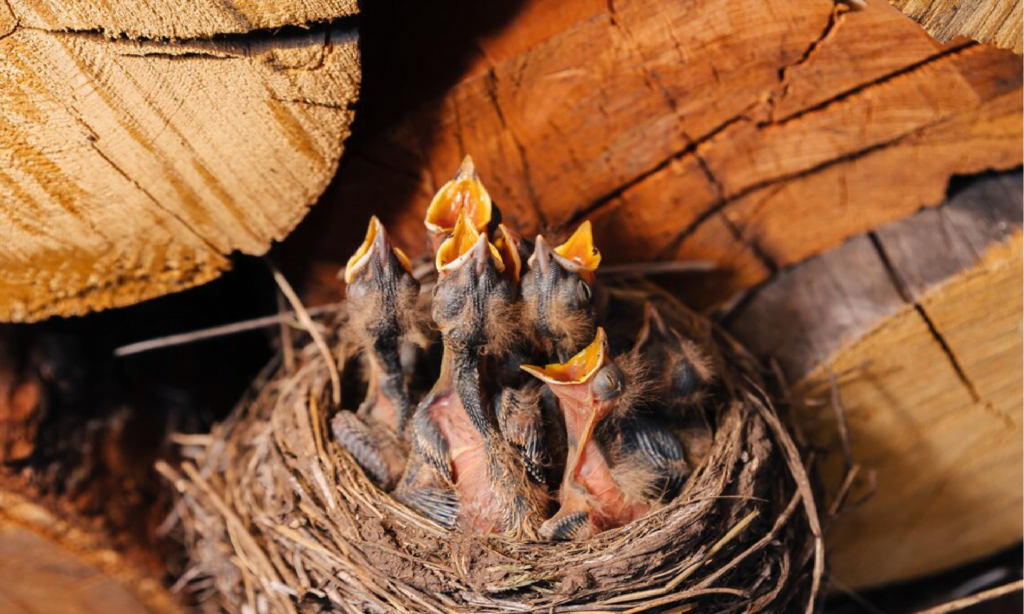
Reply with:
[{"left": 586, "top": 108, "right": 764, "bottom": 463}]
[
  {"left": 494, "top": 384, "right": 546, "bottom": 483},
  {"left": 486, "top": 222, "right": 536, "bottom": 387},
  {"left": 405, "top": 212, "right": 547, "bottom": 537},
  {"left": 520, "top": 221, "right": 602, "bottom": 361},
  {"left": 423, "top": 156, "right": 493, "bottom": 253},
  {"left": 522, "top": 328, "right": 687, "bottom": 540},
  {"left": 634, "top": 303, "right": 713, "bottom": 409},
  {"left": 331, "top": 217, "right": 423, "bottom": 490},
  {"left": 492, "top": 223, "right": 531, "bottom": 286},
  {"left": 490, "top": 223, "right": 550, "bottom": 487}
]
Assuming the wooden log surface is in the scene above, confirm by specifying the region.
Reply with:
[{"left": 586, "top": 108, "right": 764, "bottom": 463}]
[
  {"left": 729, "top": 171, "right": 1023, "bottom": 588},
  {"left": 7, "top": 0, "right": 357, "bottom": 39},
  {"left": 0, "top": 491, "right": 179, "bottom": 614},
  {"left": 0, "top": 2, "right": 360, "bottom": 322},
  {"left": 888, "top": 0, "right": 1022, "bottom": 54},
  {"left": 299, "top": 0, "right": 1022, "bottom": 313}
]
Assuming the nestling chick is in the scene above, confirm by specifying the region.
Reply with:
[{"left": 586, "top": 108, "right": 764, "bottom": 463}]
[
  {"left": 392, "top": 388, "right": 462, "bottom": 530},
  {"left": 494, "top": 384, "right": 546, "bottom": 483},
  {"left": 408, "top": 212, "right": 547, "bottom": 537},
  {"left": 492, "top": 223, "right": 531, "bottom": 286},
  {"left": 331, "top": 217, "right": 423, "bottom": 490},
  {"left": 523, "top": 328, "right": 687, "bottom": 540},
  {"left": 634, "top": 303, "right": 713, "bottom": 408},
  {"left": 521, "top": 221, "right": 602, "bottom": 361},
  {"left": 491, "top": 224, "right": 551, "bottom": 486},
  {"left": 423, "top": 156, "right": 493, "bottom": 254},
  {"left": 486, "top": 222, "right": 536, "bottom": 388}
]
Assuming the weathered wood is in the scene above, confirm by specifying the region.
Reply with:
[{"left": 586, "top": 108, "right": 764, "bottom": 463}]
[
  {"left": 0, "top": 3, "right": 360, "bottom": 322},
  {"left": 888, "top": 0, "right": 1022, "bottom": 54},
  {"left": 729, "top": 172, "right": 1023, "bottom": 588},
  {"left": 303, "top": 0, "right": 1021, "bottom": 312}
]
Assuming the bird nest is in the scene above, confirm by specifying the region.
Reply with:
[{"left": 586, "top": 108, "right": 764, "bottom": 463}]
[{"left": 162, "top": 279, "right": 823, "bottom": 614}]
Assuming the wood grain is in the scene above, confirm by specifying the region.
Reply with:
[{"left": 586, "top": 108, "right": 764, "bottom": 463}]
[
  {"left": 8, "top": 0, "right": 358, "bottom": 39},
  {"left": 0, "top": 8, "right": 360, "bottom": 322},
  {"left": 888, "top": 0, "right": 1022, "bottom": 54},
  {"left": 729, "top": 172, "right": 1023, "bottom": 588},
  {"left": 304, "top": 0, "right": 1021, "bottom": 312}
]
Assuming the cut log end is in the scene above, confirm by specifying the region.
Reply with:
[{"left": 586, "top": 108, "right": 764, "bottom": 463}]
[
  {"left": 0, "top": 5, "right": 361, "bottom": 322},
  {"left": 729, "top": 172, "right": 1023, "bottom": 588},
  {"left": 888, "top": 0, "right": 1023, "bottom": 54}
]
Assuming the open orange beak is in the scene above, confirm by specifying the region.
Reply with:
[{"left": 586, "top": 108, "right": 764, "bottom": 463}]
[
  {"left": 436, "top": 210, "right": 504, "bottom": 277},
  {"left": 522, "top": 328, "right": 610, "bottom": 478},
  {"left": 424, "top": 156, "right": 493, "bottom": 250},
  {"left": 493, "top": 223, "right": 524, "bottom": 284},
  {"left": 344, "top": 216, "right": 413, "bottom": 284},
  {"left": 554, "top": 221, "right": 601, "bottom": 283},
  {"left": 521, "top": 327, "right": 607, "bottom": 386}
]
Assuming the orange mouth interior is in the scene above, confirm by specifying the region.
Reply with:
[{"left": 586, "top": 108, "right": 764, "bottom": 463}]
[
  {"left": 344, "top": 216, "right": 413, "bottom": 284},
  {"left": 554, "top": 221, "right": 601, "bottom": 272},
  {"left": 493, "top": 224, "right": 523, "bottom": 283},
  {"left": 424, "top": 156, "right": 492, "bottom": 234},
  {"left": 521, "top": 328, "right": 607, "bottom": 385},
  {"left": 436, "top": 211, "right": 504, "bottom": 274}
]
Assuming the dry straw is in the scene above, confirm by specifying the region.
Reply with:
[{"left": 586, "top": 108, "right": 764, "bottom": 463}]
[{"left": 159, "top": 280, "right": 824, "bottom": 613}]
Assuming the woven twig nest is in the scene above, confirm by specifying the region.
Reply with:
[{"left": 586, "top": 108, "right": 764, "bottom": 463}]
[{"left": 163, "top": 274, "right": 822, "bottom": 613}]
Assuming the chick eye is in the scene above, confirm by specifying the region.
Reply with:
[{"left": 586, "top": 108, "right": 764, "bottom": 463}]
[
  {"left": 592, "top": 364, "right": 623, "bottom": 400},
  {"left": 577, "top": 280, "right": 592, "bottom": 302}
]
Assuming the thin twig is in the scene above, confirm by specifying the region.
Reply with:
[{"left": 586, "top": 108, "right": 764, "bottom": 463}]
[
  {"left": 277, "top": 291, "right": 297, "bottom": 373},
  {"left": 113, "top": 304, "right": 342, "bottom": 357},
  {"left": 826, "top": 365, "right": 852, "bottom": 475},
  {"left": 268, "top": 262, "right": 341, "bottom": 405},
  {"left": 917, "top": 579, "right": 1024, "bottom": 614}
]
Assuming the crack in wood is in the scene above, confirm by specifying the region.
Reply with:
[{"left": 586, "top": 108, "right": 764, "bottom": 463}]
[
  {"left": 720, "top": 214, "right": 780, "bottom": 274},
  {"left": 765, "top": 41, "right": 977, "bottom": 127},
  {"left": 15, "top": 16, "right": 357, "bottom": 46},
  {"left": 558, "top": 111, "right": 753, "bottom": 232},
  {"left": 656, "top": 104, "right": 977, "bottom": 261},
  {"left": 116, "top": 50, "right": 236, "bottom": 60},
  {"left": 88, "top": 140, "right": 223, "bottom": 256},
  {"left": 0, "top": 0, "right": 18, "bottom": 41},
  {"left": 767, "top": 3, "right": 848, "bottom": 122},
  {"left": 271, "top": 97, "right": 352, "bottom": 111},
  {"left": 485, "top": 67, "right": 548, "bottom": 229},
  {"left": 606, "top": 0, "right": 681, "bottom": 115},
  {"left": 867, "top": 231, "right": 983, "bottom": 405}
]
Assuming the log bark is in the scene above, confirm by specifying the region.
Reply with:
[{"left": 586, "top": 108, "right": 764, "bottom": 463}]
[
  {"left": 728, "top": 171, "right": 1023, "bottom": 588},
  {"left": 301, "top": 0, "right": 1021, "bottom": 312},
  {"left": 0, "top": 2, "right": 360, "bottom": 322},
  {"left": 887, "top": 0, "right": 1022, "bottom": 54}
]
